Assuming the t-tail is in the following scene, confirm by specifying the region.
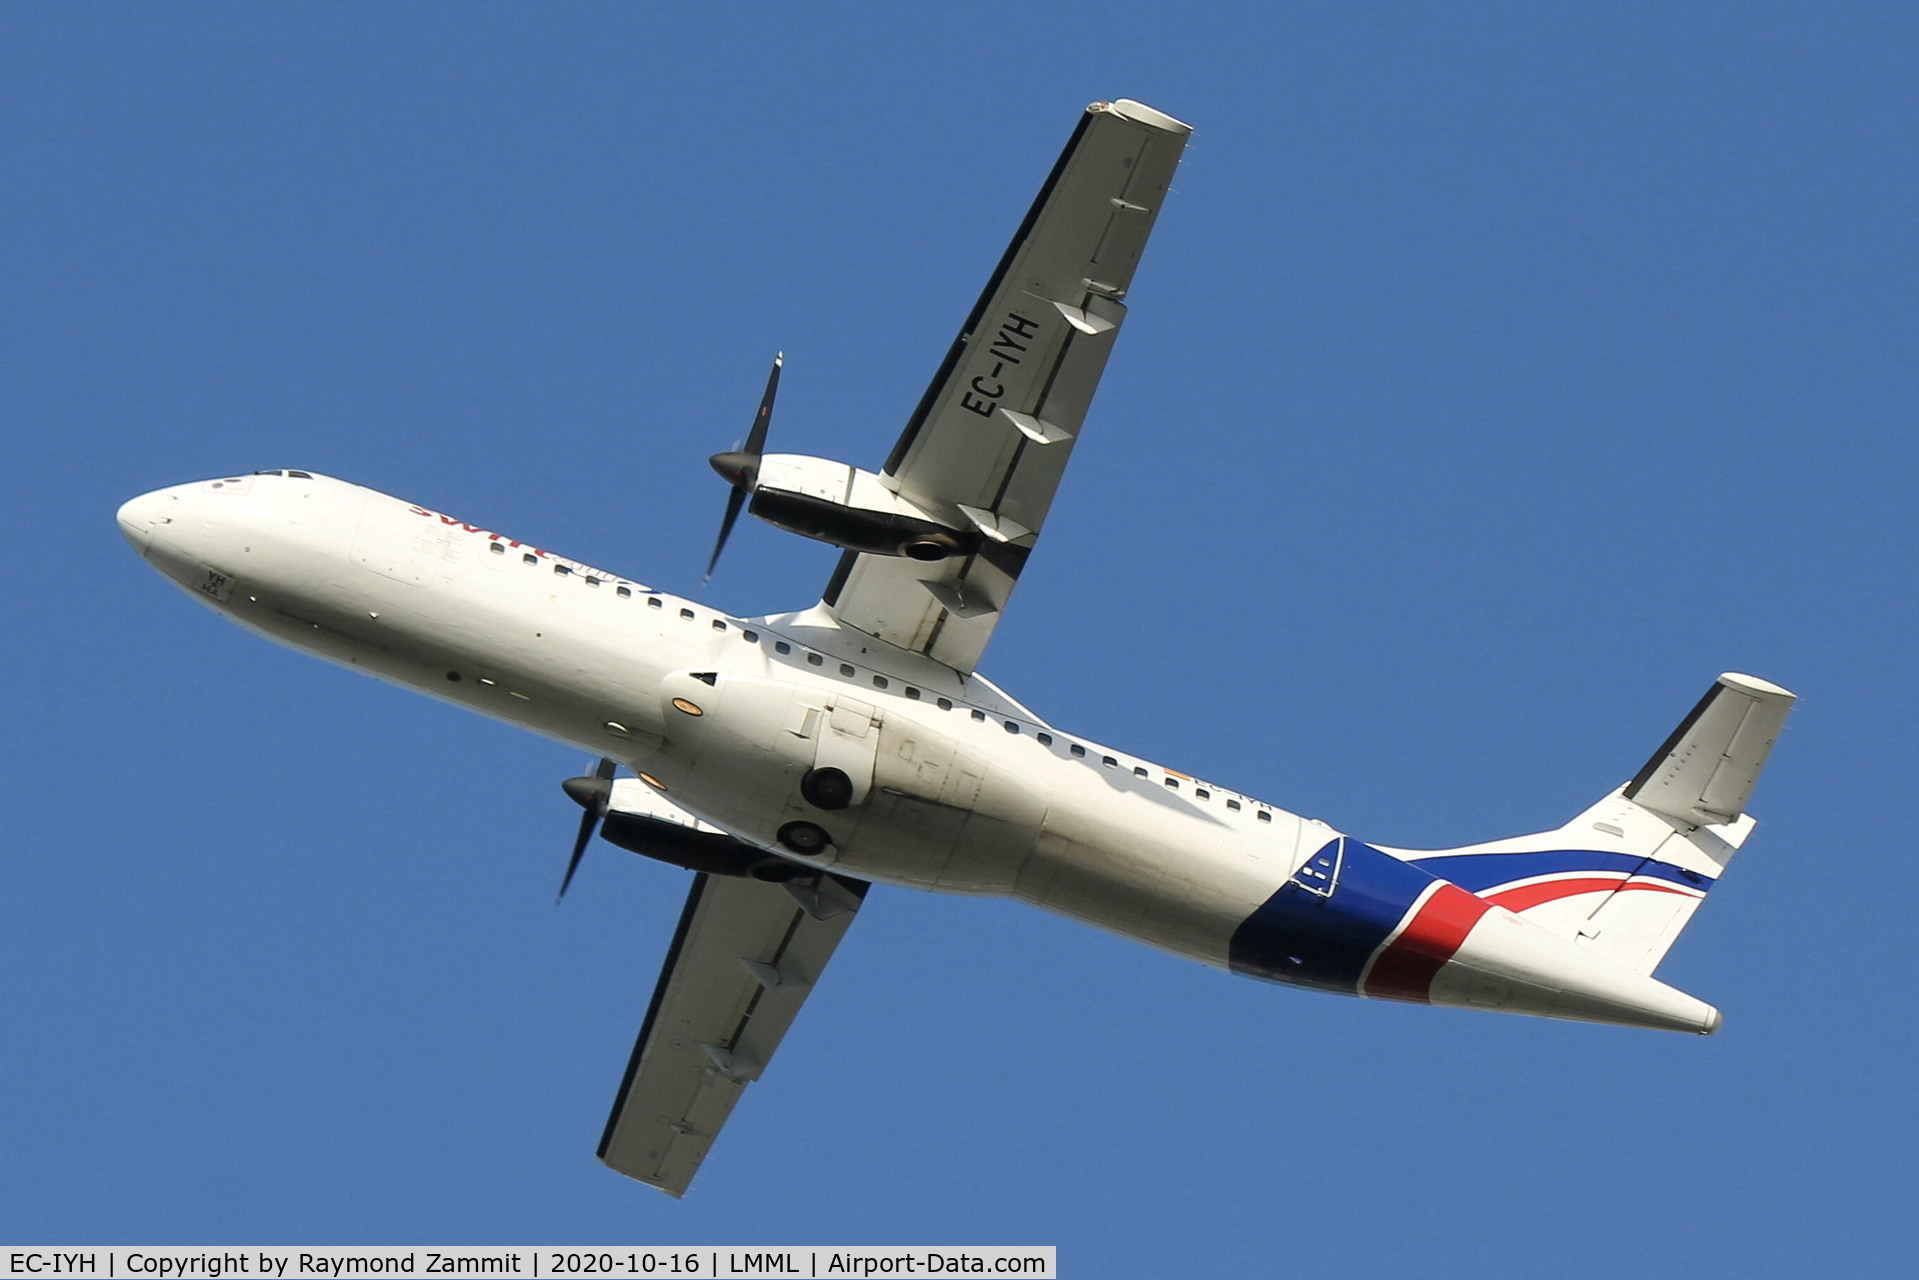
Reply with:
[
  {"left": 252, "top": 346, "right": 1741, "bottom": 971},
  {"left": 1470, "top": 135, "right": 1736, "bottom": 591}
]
[
  {"left": 1402, "top": 673, "right": 1796, "bottom": 979},
  {"left": 1231, "top": 673, "right": 1795, "bottom": 1034}
]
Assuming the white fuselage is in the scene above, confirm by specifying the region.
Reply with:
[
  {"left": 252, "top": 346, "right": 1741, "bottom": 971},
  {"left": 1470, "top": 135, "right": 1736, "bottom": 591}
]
[
  {"left": 117, "top": 470, "right": 1725, "bottom": 1034},
  {"left": 117, "top": 471, "right": 1319, "bottom": 967}
]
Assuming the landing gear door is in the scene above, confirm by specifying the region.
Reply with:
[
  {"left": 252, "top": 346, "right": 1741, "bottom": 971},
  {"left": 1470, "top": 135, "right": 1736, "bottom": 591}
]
[{"left": 814, "top": 695, "right": 880, "bottom": 806}]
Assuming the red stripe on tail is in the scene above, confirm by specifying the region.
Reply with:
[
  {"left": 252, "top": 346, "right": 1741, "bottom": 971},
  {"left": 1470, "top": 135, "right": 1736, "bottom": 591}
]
[
  {"left": 1485, "top": 876, "right": 1699, "bottom": 913},
  {"left": 1362, "top": 883, "right": 1492, "bottom": 1003}
]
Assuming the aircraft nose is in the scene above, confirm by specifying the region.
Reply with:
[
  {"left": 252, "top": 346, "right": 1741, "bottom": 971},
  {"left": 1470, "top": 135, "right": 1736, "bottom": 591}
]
[{"left": 116, "top": 489, "right": 175, "bottom": 555}]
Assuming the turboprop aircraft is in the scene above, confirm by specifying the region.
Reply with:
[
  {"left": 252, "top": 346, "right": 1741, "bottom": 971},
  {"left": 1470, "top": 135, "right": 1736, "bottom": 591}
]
[{"left": 117, "top": 99, "right": 1795, "bottom": 1197}]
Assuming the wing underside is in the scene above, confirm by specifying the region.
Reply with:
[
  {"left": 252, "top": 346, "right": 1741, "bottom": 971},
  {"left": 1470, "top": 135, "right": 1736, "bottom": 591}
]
[
  {"left": 598, "top": 870, "right": 869, "bottom": 1196},
  {"left": 822, "top": 99, "right": 1191, "bottom": 673}
]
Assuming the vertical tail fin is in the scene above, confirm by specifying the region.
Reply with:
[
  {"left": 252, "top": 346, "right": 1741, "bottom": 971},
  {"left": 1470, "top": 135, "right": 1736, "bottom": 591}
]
[{"left": 1399, "top": 673, "right": 1796, "bottom": 976}]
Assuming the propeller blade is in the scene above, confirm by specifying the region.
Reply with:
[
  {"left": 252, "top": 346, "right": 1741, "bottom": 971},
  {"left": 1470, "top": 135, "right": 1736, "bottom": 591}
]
[
  {"left": 557, "top": 813, "right": 595, "bottom": 903},
  {"left": 743, "top": 352, "right": 782, "bottom": 456},
  {"left": 703, "top": 487, "right": 747, "bottom": 584},
  {"left": 702, "top": 353, "right": 784, "bottom": 583},
  {"left": 557, "top": 758, "right": 617, "bottom": 904}
]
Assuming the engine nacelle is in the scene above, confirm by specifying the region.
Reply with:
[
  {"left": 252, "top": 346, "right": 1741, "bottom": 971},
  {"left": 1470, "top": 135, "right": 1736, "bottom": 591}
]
[
  {"left": 748, "top": 454, "right": 977, "bottom": 560},
  {"left": 599, "top": 809, "right": 802, "bottom": 880},
  {"left": 597, "top": 777, "right": 801, "bottom": 881}
]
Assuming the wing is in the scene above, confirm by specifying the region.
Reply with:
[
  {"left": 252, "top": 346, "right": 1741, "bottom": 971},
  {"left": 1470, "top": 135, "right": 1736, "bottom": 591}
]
[
  {"left": 820, "top": 98, "right": 1191, "bottom": 674},
  {"left": 598, "top": 870, "right": 869, "bottom": 1195}
]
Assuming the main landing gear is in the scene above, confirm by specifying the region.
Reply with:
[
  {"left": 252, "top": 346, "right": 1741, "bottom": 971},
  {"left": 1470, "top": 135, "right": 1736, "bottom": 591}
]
[
  {"left": 777, "top": 821, "right": 832, "bottom": 856},
  {"left": 782, "top": 766, "right": 855, "bottom": 854},
  {"left": 800, "top": 766, "right": 853, "bottom": 810}
]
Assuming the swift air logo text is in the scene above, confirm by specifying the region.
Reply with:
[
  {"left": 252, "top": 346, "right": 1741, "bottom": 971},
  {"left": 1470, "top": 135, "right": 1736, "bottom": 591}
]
[{"left": 404, "top": 505, "right": 643, "bottom": 587}]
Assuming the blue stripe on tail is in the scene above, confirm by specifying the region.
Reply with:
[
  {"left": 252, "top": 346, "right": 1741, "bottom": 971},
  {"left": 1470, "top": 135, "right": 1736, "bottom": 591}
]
[{"left": 1407, "top": 849, "right": 1714, "bottom": 894}]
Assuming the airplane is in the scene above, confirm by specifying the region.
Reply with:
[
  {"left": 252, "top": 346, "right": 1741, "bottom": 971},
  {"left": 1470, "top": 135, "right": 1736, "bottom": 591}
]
[{"left": 116, "top": 98, "right": 1795, "bottom": 1197}]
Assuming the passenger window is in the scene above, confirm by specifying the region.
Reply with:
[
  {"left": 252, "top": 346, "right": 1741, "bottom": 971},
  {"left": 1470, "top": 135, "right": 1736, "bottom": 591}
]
[
  {"left": 971, "top": 709, "right": 987, "bottom": 722},
  {"left": 1226, "top": 799, "right": 1241, "bottom": 811},
  {"left": 937, "top": 697, "right": 953, "bottom": 710},
  {"left": 742, "top": 630, "right": 758, "bottom": 643},
  {"left": 1037, "top": 732, "right": 1052, "bottom": 745},
  {"left": 680, "top": 608, "right": 695, "bottom": 620},
  {"left": 489, "top": 542, "right": 505, "bottom": 555},
  {"left": 1133, "top": 766, "right": 1148, "bottom": 777},
  {"left": 840, "top": 663, "right": 856, "bottom": 677},
  {"left": 616, "top": 586, "right": 631, "bottom": 598},
  {"left": 585, "top": 577, "right": 601, "bottom": 587},
  {"left": 1101, "top": 755, "right": 1118, "bottom": 767},
  {"left": 873, "top": 676, "right": 888, "bottom": 689},
  {"left": 554, "top": 564, "right": 571, "bottom": 575},
  {"left": 523, "top": 553, "right": 538, "bottom": 565},
  {"left": 647, "top": 597, "right": 662, "bottom": 608},
  {"left": 1070, "top": 744, "right": 1086, "bottom": 757},
  {"left": 1257, "top": 811, "right": 1272, "bottom": 823},
  {"left": 905, "top": 687, "right": 921, "bottom": 700},
  {"left": 1004, "top": 721, "right": 1019, "bottom": 733},
  {"left": 1165, "top": 778, "right": 1179, "bottom": 790},
  {"left": 1195, "top": 788, "right": 1210, "bottom": 800},
  {"left": 807, "top": 653, "right": 824, "bottom": 666},
  {"left": 712, "top": 619, "right": 726, "bottom": 631},
  {"left": 775, "top": 641, "right": 791, "bottom": 654}
]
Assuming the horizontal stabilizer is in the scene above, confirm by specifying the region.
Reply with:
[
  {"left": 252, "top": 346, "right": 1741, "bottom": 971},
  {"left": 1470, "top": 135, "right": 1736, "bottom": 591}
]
[{"left": 1624, "top": 673, "right": 1797, "bottom": 827}]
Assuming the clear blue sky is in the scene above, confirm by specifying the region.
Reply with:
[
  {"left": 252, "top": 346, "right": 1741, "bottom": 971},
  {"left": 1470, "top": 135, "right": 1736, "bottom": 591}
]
[{"left": 4, "top": 3, "right": 1915, "bottom": 1273}]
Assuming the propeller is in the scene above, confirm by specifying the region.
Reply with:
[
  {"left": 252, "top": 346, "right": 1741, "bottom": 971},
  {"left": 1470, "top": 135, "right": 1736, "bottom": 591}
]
[
  {"left": 557, "top": 756, "right": 617, "bottom": 903},
  {"left": 704, "top": 352, "right": 783, "bottom": 582}
]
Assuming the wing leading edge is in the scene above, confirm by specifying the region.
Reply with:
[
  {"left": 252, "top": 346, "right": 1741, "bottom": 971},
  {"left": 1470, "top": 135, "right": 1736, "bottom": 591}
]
[
  {"left": 821, "top": 99, "right": 1191, "bottom": 674},
  {"left": 599, "top": 870, "right": 869, "bottom": 1195}
]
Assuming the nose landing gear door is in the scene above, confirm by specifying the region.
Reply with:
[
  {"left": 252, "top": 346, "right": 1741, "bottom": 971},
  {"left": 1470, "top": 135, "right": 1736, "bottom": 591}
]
[{"left": 814, "top": 695, "right": 880, "bottom": 806}]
